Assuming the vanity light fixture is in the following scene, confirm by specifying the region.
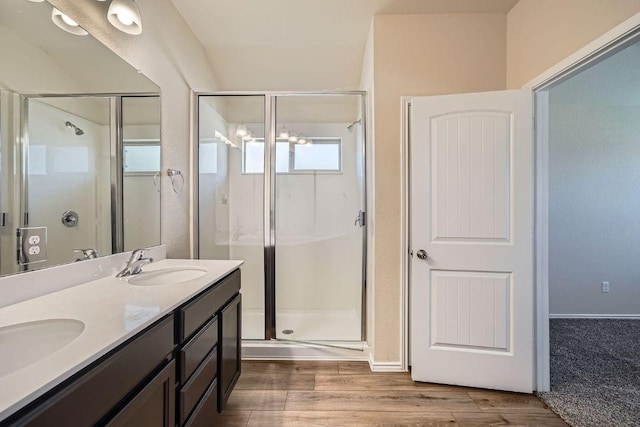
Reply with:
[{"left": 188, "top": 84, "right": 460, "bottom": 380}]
[
  {"left": 235, "top": 124, "right": 248, "bottom": 137},
  {"left": 51, "top": 7, "right": 88, "bottom": 36},
  {"left": 288, "top": 132, "right": 298, "bottom": 143},
  {"left": 105, "top": 0, "right": 143, "bottom": 35},
  {"left": 279, "top": 126, "right": 290, "bottom": 139},
  {"left": 298, "top": 136, "right": 307, "bottom": 145}
]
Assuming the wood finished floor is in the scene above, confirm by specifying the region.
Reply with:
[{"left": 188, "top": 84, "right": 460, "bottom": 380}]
[{"left": 220, "top": 361, "right": 568, "bottom": 426}]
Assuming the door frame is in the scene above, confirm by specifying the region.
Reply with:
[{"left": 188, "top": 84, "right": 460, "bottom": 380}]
[{"left": 401, "top": 11, "right": 640, "bottom": 390}]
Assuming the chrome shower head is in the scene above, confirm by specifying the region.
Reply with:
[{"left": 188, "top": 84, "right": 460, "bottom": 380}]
[
  {"left": 347, "top": 118, "right": 362, "bottom": 133},
  {"left": 65, "top": 121, "right": 84, "bottom": 136}
]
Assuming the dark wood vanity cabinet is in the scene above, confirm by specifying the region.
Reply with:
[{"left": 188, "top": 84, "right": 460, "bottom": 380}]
[
  {"left": 176, "top": 269, "right": 241, "bottom": 426},
  {"left": 3, "top": 315, "right": 175, "bottom": 427},
  {"left": 2, "top": 268, "right": 242, "bottom": 427},
  {"left": 219, "top": 293, "right": 241, "bottom": 410}
]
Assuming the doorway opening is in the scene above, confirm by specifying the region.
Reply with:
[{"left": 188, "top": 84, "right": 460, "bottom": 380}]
[{"left": 534, "top": 34, "right": 640, "bottom": 427}]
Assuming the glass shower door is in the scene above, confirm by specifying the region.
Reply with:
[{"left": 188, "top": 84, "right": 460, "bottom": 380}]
[
  {"left": 198, "top": 95, "right": 265, "bottom": 340},
  {"left": 274, "top": 95, "right": 365, "bottom": 342}
]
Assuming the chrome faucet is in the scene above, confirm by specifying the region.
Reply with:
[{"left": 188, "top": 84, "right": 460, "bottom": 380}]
[
  {"left": 74, "top": 248, "right": 99, "bottom": 261},
  {"left": 116, "top": 248, "right": 153, "bottom": 278}
]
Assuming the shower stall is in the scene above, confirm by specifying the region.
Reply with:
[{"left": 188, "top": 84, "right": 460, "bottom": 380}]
[{"left": 196, "top": 93, "right": 367, "bottom": 350}]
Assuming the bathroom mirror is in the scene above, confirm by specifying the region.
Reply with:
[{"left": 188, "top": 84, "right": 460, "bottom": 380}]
[{"left": 0, "top": 0, "right": 161, "bottom": 276}]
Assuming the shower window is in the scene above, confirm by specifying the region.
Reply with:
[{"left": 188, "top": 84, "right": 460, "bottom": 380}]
[
  {"left": 123, "top": 144, "right": 161, "bottom": 173},
  {"left": 292, "top": 138, "right": 341, "bottom": 172},
  {"left": 243, "top": 140, "right": 289, "bottom": 173},
  {"left": 243, "top": 138, "right": 342, "bottom": 174}
]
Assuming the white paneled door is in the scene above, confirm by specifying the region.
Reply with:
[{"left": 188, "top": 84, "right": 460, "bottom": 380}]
[{"left": 410, "top": 90, "right": 533, "bottom": 392}]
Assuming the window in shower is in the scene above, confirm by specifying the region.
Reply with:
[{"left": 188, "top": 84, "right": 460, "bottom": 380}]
[
  {"left": 123, "top": 144, "right": 160, "bottom": 173},
  {"left": 243, "top": 138, "right": 342, "bottom": 173}
]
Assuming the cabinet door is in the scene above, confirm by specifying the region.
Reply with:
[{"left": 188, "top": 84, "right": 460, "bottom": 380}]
[
  {"left": 219, "top": 293, "right": 241, "bottom": 410},
  {"left": 106, "top": 360, "right": 175, "bottom": 427}
]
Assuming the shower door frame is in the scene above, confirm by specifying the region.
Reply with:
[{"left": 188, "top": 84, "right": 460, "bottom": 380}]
[{"left": 192, "top": 91, "right": 369, "bottom": 343}]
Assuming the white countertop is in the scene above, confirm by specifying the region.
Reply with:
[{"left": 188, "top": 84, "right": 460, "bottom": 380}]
[{"left": 0, "top": 258, "right": 243, "bottom": 421}]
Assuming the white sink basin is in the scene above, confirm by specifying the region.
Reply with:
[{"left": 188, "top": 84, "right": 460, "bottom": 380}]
[
  {"left": 0, "top": 319, "right": 85, "bottom": 378},
  {"left": 127, "top": 267, "right": 208, "bottom": 286}
]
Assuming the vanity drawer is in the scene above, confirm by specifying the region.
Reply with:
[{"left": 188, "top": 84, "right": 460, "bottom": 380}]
[
  {"left": 178, "top": 347, "right": 218, "bottom": 424},
  {"left": 179, "top": 316, "right": 218, "bottom": 383},
  {"left": 183, "top": 379, "right": 218, "bottom": 427},
  {"left": 177, "top": 269, "right": 240, "bottom": 342}
]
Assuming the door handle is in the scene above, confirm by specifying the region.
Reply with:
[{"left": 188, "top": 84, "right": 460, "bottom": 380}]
[
  {"left": 354, "top": 210, "right": 366, "bottom": 227},
  {"left": 416, "top": 249, "right": 428, "bottom": 260}
]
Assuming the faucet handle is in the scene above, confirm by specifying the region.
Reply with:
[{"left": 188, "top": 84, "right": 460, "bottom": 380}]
[
  {"left": 130, "top": 248, "right": 149, "bottom": 260},
  {"left": 74, "top": 248, "right": 98, "bottom": 259}
]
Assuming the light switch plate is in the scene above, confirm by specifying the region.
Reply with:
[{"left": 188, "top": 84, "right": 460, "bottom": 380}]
[{"left": 17, "top": 226, "right": 48, "bottom": 265}]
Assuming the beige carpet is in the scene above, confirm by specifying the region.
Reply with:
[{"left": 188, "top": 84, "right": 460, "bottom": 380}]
[{"left": 537, "top": 319, "right": 640, "bottom": 427}]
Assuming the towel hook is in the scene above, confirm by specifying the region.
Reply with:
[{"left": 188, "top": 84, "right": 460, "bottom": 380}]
[{"left": 166, "top": 169, "right": 184, "bottom": 193}]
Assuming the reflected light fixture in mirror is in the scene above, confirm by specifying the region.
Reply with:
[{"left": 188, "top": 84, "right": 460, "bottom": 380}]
[
  {"left": 51, "top": 7, "right": 88, "bottom": 35},
  {"left": 100, "top": 0, "right": 143, "bottom": 35},
  {"left": 279, "top": 126, "right": 290, "bottom": 139}
]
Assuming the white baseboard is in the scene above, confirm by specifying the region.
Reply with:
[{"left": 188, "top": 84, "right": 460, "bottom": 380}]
[
  {"left": 242, "top": 340, "right": 370, "bottom": 361},
  {"left": 550, "top": 314, "right": 640, "bottom": 319},
  {"left": 368, "top": 353, "right": 406, "bottom": 372}
]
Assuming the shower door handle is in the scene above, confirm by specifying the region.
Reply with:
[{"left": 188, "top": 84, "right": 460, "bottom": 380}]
[{"left": 354, "top": 210, "right": 366, "bottom": 227}]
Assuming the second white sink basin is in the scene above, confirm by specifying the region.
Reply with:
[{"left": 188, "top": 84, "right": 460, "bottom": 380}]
[
  {"left": 127, "top": 267, "right": 208, "bottom": 286},
  {"left": 0, "top": 319, "right": 85, "bottom": 378}
]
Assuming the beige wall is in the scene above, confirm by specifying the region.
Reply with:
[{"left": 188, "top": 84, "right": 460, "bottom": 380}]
[
  {"left": 50, "top": 0, "right": 218, "bottom": 258},
  {"left": 506, "top": 0, "right": 640, "bottom": 88},
  {"left": 371, "top": 14, "right": 507, "bottom": 362}
]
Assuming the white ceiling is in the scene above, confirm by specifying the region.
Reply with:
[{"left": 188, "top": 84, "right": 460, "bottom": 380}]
[{"left": 171, "top": 0, "right": 519, "bottom": 91}]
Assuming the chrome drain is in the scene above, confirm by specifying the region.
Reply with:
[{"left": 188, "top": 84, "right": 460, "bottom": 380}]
[{"left": 281, "top": 329, "right": 294, "bottom": 335}]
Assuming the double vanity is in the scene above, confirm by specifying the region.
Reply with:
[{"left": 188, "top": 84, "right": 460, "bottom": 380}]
[{"left": 0, "top": 252, "right": 243, "bottom": 426}]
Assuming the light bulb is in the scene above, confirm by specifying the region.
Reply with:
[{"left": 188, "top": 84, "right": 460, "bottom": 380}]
[
  {"left": 279, "top": 127, "right": 290, "bottom": 139},
  {"left": 60, "top": 14, "right": 79, "bottom": 27},
  {"left": 298, "top": 136, "right": 307, "bottom": 144},
  {"left": 107, "top": 0, "right": 142, "bottom": 35},
  {"left": 236, "top": 124, "right": 248, "bottom": 137},
  {"left": 116, "top": 10, "right": 136, "bottom": 26},
  {"left": 289, "top": 132, "right": 298, "bottom": 143},
  {"left": 51, "top": 7, "right": 88, "bottom": 36}
]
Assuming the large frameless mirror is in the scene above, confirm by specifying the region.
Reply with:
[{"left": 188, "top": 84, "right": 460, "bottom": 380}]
[{"left": 0, "top": 0, "right": 161, "bottom": 276}]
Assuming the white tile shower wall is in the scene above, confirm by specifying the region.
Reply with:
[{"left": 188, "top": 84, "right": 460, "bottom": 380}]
[{"left": 27, "top": 100, "right": 111, "bottom": 268}]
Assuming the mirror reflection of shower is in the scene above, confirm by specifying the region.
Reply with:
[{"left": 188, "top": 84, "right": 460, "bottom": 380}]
[{"left": 65, "top": 121, "right": 84, "bottom": 136}]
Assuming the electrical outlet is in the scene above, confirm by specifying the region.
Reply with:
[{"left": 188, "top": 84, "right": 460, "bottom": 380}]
[
  {"left": 17, "top": 226, "right": 47, "bottom": 265},
  {"left": 602, "top": 281, "right": 610, "bottom": 293}
]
